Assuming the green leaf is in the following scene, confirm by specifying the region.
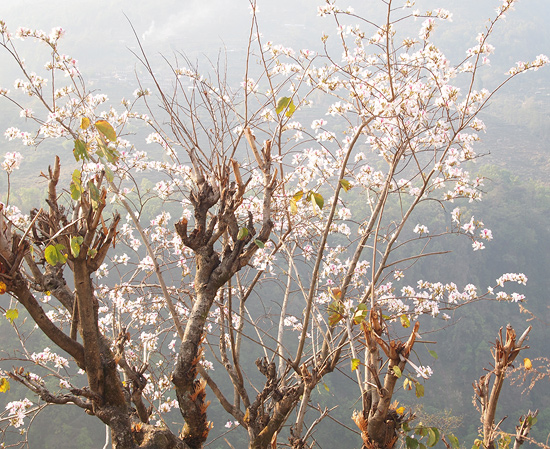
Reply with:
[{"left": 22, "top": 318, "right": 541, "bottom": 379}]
[
  {"left": 351, "top": 358, "right": 361, "bottom": 371},
  {"left": 45, "top": 244, "right": 67, "bottom": 266},
  {"left": 415, "top": 382, "right": 425, "bottom": 398},
  {"left": 70, "top": 169, "right": 83, "bottom": 200},
  {"left": 328, "top": 300, "right": 344, "bottom": 326},
  {"left": 95, "top": 120, "right": 117, "bottom": 142},
  {"left": 428, "top": 350, "right": 438, "bottom": 359},
  {"left": 70, "top": 236, "right": 84, "bottom": 258},
  {"left": 104, "top": 165, "right": 115, "bottom": 182},
  {"left": 73, "top": 139, "right": 88, "bottom": 161},
  {"left": 400, "top": 314, "right": 411, "bottom": 328},
  {"left": 448, "top": 434, "right": 460, "bottom": 449},
  {"left": 254, "top": 239, "right": 265, "bottom": 249},
  {"left": 406, "top": 436, "right": 419, "bottom": 449},
  {"left": 392, "top": 366, "right": 402, "bottom": 378},
  {"left": 97, "top": 139, "right": 120, "bottom": 164},
  {"left": 88, "top": 181, "right": 101, "bottom": 209},
  {"left": 312, "top": 192, "right": 324, "bottom": 210},
  {"left": 416, "top": 426, "right": 428, "bottom": 437},
  {"left": 353, "top": 306, "right": 368, "bottom": 324},
  {"left": 5, "top": 308, "right": 18, "bottom": 324},
  {"left": 498, "top": 435, "right": 512, "bottom": 449},
  {"left": 339, "top": 179, "right": 351, "bottom": 192},
  {"left": 70, "top": 183, "right": 81, "bottom": 201},
  {"left": 237, "top": 227, "right": 249, "bottom": 240},
  {"left": 427, "top": 428, "right": 439, "bottom": 447},
  {"left": 87, "top": 248, "right": 98, "bottom": 258},
  {"left": 0, "top": 378, "right": 10, "bottom": 393}
]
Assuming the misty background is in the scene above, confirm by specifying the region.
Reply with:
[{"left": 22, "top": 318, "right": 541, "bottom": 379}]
[{"left": 0, "top": 1, "right": 549, "bottom": 448}]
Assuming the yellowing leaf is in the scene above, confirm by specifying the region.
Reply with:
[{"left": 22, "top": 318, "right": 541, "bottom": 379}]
[
  {"left": 323, "top": 382, "right": 329, "bottom": 392},
  {"left": 290, "top": 191, "right": 303, "bottom": 214},
  {"left": 80, "top": 117, "right": 90, "bottom": 130},
  {"left": 328, "top": 300, "right": 344, "bottom": 326},
  {"left": 275, "top": 97, "right": 296, "bottom": 117},
  {"left": 339, "top": 179, "right": 351, "bottom": 192},
  {"left": 396, "top": 406, "right": 405, "bottom": 415},
  {"left": 524, "top": 358, "right": 532, "bottom": 370},
  {"left": 328, "top": 311, "right": 343, "bottom": 326},
  {"left": 351, "top": 358, "right": 361, "bottom": 371},
  {"left": 237, "top": 227, "right": 249, "bottom": 240},
  {"left": 400, "top": 314, "right": 410, "bottom": 328},
  {"left": 0, "top": 378, "right": 10, "bottom": 393},
  {"left": 276, "top": 97, "right": 291, "bottom": 114},
  {"left": 330, "top": 287, "right": 342, "bottom": 300},
  {"left": 392, "top": 365, "right": 402, "bottom": 378},
  {"left": 95, "top": 120, "right": 117, "bottom": 142},
  {"left": 6, "top": 308, "right": 18, "bottom": 323},
  {"left": 0, "top": 281, "right": 6, "bottom": 295}
]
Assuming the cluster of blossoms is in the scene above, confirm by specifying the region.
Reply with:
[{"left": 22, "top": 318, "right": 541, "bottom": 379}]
[
  {"left": 1, "top": 151, "right": 23, "bottom": 173},
  {"left": 507, "top": 54, "right": 550, "bottom": 75},
  {"left": 284, "top": 315, "right": 303, "bottom": 332},
  {"left": 416, "top": 365, "right": 434, "bottom": 379},
  {"left": 31, "top": 347, "right": 69, "bottom": 370},
  {"left": 5, "top": 398, "right": 33, "bottom": 428},
  {"left": 4, "top": 127, "right": 34, "bottom": 146},
  {"left": 1, "top": 205, "right": 30, "bottom": 228}
]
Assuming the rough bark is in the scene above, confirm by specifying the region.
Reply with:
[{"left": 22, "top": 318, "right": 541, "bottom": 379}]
[{"left": 474, "top": 325, "right": 532, "bottom": 449}]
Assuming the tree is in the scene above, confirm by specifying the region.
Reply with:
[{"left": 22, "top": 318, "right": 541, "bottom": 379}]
[{"left": 0, "top": 1, "right": 547, "bottom": 448}]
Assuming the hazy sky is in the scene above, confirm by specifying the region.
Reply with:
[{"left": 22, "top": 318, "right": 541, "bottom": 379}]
[{"left": 2, "top": 0, "right": 548, "bottom": 74}]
